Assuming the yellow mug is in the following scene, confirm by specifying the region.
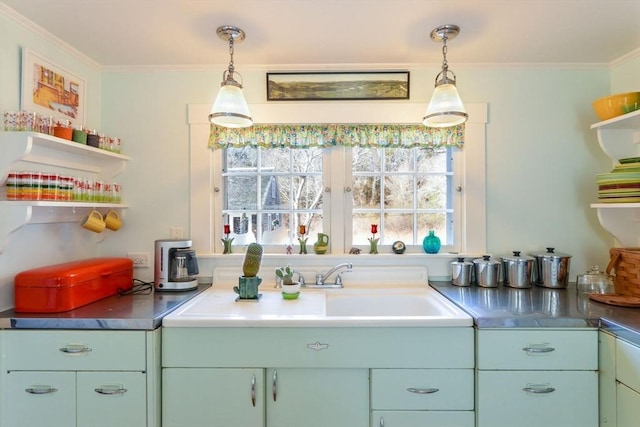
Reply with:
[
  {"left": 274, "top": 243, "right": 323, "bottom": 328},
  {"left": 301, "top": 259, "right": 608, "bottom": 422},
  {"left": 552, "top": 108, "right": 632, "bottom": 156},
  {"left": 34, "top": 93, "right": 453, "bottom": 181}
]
[
  {"left": 104, "top": 209, "right": 122, "bottom": 231},
  {"left": 81, "top": 209, "right": 106, "bottom": 233}
]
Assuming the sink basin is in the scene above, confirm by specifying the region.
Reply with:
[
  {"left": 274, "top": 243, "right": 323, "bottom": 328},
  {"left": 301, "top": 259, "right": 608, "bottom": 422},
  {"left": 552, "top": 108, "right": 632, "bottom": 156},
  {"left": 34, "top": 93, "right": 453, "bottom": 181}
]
[
  {"left": 162, "top": 285, "right": 472, "bottom": 327},
  {"left": 325, "top": 288, "right": 464, "bottom": 317}
]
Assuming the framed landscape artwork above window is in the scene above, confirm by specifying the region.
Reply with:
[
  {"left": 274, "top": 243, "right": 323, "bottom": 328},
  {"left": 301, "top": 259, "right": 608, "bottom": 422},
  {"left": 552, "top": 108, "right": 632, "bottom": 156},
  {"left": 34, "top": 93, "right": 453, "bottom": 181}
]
[
  {"left": 20, "top": 48, "right": 86, "bottom": 126},
  {"left": 266, "top": 71, "right": 410, "bottom": 101}
]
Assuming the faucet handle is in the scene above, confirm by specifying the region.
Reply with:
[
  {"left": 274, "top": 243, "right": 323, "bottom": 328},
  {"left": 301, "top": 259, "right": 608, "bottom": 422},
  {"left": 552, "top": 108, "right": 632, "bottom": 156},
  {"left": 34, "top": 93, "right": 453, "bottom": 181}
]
[
  {"left": 335, "top": 274, "right": 343, "bottom": 286},
  {"left": 315, "top": 273, "right": 323, "bottom": 286}
]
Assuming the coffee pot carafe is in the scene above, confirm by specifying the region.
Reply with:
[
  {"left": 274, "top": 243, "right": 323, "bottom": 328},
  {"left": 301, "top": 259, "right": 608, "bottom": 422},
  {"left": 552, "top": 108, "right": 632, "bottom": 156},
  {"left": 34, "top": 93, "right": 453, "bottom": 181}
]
[{"left": 155, "top": 239, "right": 199, "bottom": 291}]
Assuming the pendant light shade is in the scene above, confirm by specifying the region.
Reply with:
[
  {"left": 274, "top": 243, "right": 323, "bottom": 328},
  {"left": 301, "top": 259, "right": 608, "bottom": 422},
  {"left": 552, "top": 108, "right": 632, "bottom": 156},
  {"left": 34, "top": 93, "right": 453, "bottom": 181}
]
[
  {"left": 423, "top": 25, "right": 468, "bottom": 128},
  {"left": 209, "top": 26, "right": 253, "bottom": 128}
]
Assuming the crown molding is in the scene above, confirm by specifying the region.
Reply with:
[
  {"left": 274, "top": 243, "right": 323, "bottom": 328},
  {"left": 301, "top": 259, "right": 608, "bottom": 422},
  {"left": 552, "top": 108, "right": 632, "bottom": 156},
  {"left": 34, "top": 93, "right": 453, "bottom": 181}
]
[{"left": 0, "top": 2, "right": 101, "bottom": 71}]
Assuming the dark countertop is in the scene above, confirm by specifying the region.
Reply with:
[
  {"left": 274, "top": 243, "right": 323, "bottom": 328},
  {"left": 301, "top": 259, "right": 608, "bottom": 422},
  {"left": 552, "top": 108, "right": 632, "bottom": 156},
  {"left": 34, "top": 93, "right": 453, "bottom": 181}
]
[
  {"left": 0, "top": 283, "right": 211, "bottom": 330},
  {"left": 431, "top": 281, "right": 640, "bottom": 346}
]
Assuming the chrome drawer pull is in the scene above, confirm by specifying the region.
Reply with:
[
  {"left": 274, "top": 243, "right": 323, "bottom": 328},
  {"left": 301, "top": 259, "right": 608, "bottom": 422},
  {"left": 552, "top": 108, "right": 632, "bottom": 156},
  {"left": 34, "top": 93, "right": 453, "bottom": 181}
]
[
  {"left": 95, "top": 385, "right": 127, "bottom": 395},
  {"left": 59, "top": 344, "right": 92, "bottom": 355},
  {"left": 522, "top": 346, "right": 555, "bottom": 353},
  {"left": 251, "top": 374, "right": 256, "bottom": 407},
  {"left": 25, "top": 386, "right": 58, "bottom": 394},
  {"left": 407, "top": 387, "right": 439, "bottom": 394},
  {"left": 379, "top": 416, "right": 384, "bottom": 427},
  {"left": 272, "top": 369, "right": 278, "bottom": 402},
  {"left": 522, "top": 385, "right": 556, "bottom": 394}
]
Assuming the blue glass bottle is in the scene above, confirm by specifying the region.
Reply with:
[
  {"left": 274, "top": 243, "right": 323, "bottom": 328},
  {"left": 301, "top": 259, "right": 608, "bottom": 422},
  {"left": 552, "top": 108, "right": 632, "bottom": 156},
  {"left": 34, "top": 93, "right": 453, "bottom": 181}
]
[{"left": 423, "top": 230, "right": 441, "bottom": 254}]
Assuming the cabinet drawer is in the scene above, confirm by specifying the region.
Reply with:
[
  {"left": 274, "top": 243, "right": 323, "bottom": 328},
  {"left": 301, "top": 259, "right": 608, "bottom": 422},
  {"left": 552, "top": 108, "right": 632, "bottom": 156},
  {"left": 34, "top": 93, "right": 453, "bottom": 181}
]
[
  {"left": 477, "top": 329, "right": 597, "bottom": 370},
  {"left": 371, "top": 369, "right": 473, "bottom": 410},
  {"left": 163, "top": 327, "right": 474, "bottom": 368},
  {"left": 617, "top": 382, "right": 640, "bottom": 427},
  {"left": 477, "top": 370, "right": 598, "bottom": 427},
  {"left": 6, "top": 371, "right": 76, "bottom": 427},
  {"left": 616, "top": 339, "right": 640, "bottom": 393},
  {"left": 77, "top": 371, "right": 147, "bottom": 427},
  {"left": 371, "top": 411, "right": 474, "bottom": 427},
  {"left": 5, "top": 330, "right": 146, "bottom": 371}
]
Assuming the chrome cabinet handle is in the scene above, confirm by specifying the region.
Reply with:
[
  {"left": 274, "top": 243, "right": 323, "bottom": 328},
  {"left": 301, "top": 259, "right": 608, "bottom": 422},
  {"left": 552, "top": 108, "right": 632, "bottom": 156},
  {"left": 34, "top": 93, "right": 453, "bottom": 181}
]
[
  {"left": 272, "top": 369, "right": 278, "bottom": 402},
  {"left": 522, "top": 346, "right": 555, "bottom": 353},
  {"left": 379, "top": 416, "right": 384, "bottom": 427},
  {"left": 407, "top": 387, "right": 439, "bottom": 394},
  {"left": 59, "top": 344, "right": 92, "bottom": 355},
  {"left": 523, "top": 384, "right": 556, "bottom": 394},
  {"left": 95, "top": 385, "right": 127, "bottom": 395},
  {"left": 251, "top": 374, "right": 256, "bottom": 407},
  {"left": 25, "top": 386, "right": 58, "bottom": 394}
]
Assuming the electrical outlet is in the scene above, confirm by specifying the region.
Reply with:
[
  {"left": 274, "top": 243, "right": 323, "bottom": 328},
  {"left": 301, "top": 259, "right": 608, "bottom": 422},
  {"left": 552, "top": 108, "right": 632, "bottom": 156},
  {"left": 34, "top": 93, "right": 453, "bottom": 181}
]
[
  {"left": 170, "top": 227, "right": 184, "bottom": 239},
  {"left": 127, "top": 252, "right": 150, "bottom": 268}
]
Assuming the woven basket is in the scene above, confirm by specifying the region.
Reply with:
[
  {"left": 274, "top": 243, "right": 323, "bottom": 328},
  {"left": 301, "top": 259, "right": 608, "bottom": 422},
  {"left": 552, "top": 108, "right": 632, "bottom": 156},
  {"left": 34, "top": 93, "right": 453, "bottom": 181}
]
[{"left": 606, "top": 247, "right": 640, "bottom": 297}]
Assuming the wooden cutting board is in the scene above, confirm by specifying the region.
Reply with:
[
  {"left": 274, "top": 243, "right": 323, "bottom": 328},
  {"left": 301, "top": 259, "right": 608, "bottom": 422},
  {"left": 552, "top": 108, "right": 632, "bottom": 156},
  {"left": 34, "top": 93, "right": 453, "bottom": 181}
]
[{"left": 589, "top": 293, "right": 640, "bottom": 307}]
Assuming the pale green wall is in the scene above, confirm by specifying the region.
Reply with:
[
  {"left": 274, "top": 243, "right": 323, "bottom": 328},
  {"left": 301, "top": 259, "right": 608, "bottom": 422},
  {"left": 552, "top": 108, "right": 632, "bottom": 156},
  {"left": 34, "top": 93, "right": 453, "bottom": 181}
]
[
  {"left": 99, "top": 65, "right": 616, "bottom": 282},
  {"left": 0, "top": 10, "right": 104, "bottom": 310},
  {"left": 1, "top": 4, "right": 639, "bottom": 308},
  {"left": 611, "top": 52, "right": 640, "bottom": 93}
]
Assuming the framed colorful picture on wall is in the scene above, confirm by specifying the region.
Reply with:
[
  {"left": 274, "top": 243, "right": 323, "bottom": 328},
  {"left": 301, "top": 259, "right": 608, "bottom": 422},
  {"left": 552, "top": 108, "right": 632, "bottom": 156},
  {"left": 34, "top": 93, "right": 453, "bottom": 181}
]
[
  {"left": 20, "top": 48, "right": 86, "bottom": 126},
  {"left": 266, "top": 71, "right": 410, "bottom": 101}
]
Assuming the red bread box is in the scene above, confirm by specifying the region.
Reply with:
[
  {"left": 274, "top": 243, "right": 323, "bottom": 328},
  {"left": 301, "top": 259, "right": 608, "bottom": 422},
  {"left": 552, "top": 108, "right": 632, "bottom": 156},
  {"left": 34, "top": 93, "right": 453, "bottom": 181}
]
[{"left": 14, "top": 257, "right": 133, "bottom": 313}]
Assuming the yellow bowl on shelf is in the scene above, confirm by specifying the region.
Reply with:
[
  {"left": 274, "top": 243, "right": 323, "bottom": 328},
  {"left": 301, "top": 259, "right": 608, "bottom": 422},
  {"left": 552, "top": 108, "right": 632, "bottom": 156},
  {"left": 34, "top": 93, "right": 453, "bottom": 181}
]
[{"left": 592, "top": 92, "right": 640, "bottom": 121}]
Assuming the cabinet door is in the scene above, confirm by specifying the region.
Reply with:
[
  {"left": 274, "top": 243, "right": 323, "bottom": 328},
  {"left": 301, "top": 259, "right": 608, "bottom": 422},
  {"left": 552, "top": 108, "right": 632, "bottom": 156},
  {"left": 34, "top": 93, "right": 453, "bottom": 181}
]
[
  {"left": 616, "top": 338, "right": 640, "bottom": 393},
  {"left": 617, "top": 383, "right": 640, "bottom": 427},
  {"left": 266, "top": 368, "right": 369, "bottom": 427},
  {"left": 162, "top": 368, "right": 264, "bottom": 427},
  {"left": 477, "top": 370, "right": 598, "bottom": 427},
  {"left": 77, "top": 371, "right": 147, "bottom": 427},
  {"left": 6, "top": 371, "right": 76, "bottom": 427},
  {"left": 371, "top": 411, "right": 474, "bottom": 427}
]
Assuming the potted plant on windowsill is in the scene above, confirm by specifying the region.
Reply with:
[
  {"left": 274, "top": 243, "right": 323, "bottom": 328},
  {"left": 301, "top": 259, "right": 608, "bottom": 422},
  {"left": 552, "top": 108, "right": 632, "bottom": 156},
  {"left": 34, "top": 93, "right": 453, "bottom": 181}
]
[{"left": 276, "top": 265, "right": 300, "bottom": 299}]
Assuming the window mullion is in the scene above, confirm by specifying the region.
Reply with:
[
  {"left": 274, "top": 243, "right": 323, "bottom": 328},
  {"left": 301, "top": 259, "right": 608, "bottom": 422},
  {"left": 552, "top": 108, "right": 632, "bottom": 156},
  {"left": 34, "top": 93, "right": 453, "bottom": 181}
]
[{"left": 333, "top": 147, "right": 349, "bottom": 252}]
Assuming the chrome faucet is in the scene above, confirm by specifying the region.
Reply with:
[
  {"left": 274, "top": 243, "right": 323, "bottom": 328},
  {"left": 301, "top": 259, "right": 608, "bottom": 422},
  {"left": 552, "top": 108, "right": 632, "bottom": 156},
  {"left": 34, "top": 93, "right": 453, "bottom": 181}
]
[
  {"left": 275, "top": 269, "right": 306, "bottom": 288},
  {"left": 310, "top": 262, "right": 352, "bottom": 288}
]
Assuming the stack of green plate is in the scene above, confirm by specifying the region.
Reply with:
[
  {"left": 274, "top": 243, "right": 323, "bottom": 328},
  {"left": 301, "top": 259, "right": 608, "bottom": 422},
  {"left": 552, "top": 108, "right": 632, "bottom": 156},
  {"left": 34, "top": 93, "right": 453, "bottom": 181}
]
[{"left": 597, "top": 157, "right": 640, "bottom": 202}]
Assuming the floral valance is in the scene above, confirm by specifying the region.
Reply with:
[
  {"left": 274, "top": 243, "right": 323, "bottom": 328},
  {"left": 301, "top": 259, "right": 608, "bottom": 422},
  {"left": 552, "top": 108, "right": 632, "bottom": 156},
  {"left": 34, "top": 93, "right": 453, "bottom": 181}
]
[{"left": 209, "top": 124, "right": 464, "bottom": 150}]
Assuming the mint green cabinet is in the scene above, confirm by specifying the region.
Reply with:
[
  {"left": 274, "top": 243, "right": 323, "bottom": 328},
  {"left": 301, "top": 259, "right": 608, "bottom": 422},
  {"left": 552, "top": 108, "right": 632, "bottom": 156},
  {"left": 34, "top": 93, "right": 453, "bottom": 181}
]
[
  {"left": 162, "top": 327, "right": 474, "bottom": 427},
  {"left": 6, "top": 371, "right": 76, "bottom": 427},
  {"left": 476, "top": 329, "right": 598, "bottom": 427},
  {"left": 266, "top": 368, "right": 368, "bottom": 427},
  {"left": 1, "top": 330, "right": 159, "bottom": 427},
  {"left": 616, "top": 338, "right": 640, "bottom": 427},
  {"left": 162, "top": 367, "right": 368, "bottom": 427},
  {"left": 163, "top": 368, "right": 264, "bottom": 427}
]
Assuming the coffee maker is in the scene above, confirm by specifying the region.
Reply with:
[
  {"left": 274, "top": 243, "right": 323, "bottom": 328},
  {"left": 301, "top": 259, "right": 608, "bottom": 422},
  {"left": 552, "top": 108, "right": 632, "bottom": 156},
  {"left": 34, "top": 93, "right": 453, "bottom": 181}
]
[{"left": 154, "top": 239, "right": 199, "bottom": 291}]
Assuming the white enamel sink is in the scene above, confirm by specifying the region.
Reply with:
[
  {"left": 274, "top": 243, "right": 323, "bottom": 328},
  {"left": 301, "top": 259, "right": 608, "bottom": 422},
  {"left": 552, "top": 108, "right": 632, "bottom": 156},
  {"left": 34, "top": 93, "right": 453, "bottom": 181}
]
[
  {"left": 162, "top": 286, "right": 472, "bottom": 327},
  {"left": 325, "top": 288, "right": 462, "bottom": 317}
]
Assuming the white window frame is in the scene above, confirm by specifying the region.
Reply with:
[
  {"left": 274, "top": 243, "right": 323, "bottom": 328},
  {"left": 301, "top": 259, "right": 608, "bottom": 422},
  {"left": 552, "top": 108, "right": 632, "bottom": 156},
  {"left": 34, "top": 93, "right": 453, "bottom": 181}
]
[{"left": 188, "top": 103, "right": 487, "bottom": 275}]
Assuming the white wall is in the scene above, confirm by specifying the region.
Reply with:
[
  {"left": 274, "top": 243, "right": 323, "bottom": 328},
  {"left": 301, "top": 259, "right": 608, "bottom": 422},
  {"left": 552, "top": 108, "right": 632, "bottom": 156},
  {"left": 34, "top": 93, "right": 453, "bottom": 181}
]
[{"left": 1, "top": 5, "right": 639, "bottom": 309}]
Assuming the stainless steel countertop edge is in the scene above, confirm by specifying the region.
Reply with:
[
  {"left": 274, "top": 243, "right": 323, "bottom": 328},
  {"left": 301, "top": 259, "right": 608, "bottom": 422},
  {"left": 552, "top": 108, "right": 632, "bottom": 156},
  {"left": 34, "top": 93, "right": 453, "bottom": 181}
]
[
  {"left": 0, "top": 283, "right": 212, "bottom": 330},
  {"left": 430, "top": 281, "right": 640, "bottom": 346}
]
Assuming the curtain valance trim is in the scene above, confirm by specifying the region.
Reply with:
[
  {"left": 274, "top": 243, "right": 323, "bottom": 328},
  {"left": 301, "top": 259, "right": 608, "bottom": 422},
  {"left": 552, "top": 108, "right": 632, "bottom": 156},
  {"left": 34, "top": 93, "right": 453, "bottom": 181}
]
[{"left": 209, "top": 123, "right": 464, "bottom": 149}]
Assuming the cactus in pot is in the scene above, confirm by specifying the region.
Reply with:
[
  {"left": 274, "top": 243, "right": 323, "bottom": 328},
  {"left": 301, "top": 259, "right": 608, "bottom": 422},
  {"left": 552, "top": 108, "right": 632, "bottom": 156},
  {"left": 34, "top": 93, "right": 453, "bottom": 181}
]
[
  {"left": 276, "top": 265, "right": 295, "bottom": 285},
  {"left": 234, "top": 243, "right": 264, "bottom": 300},
  {"left": 242, "top": 243, "right": 263, "bottom": 277}
]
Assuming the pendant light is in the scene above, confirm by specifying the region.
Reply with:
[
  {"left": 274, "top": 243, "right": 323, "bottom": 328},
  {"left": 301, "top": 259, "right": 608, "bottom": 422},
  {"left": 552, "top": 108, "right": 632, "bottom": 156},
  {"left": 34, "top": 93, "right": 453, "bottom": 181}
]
[
  {"left": 209, "top": 25, "right": 253, "bottom": 128},
  {"left": 423, "top": 25, "right": 468, "bottom": 128}
]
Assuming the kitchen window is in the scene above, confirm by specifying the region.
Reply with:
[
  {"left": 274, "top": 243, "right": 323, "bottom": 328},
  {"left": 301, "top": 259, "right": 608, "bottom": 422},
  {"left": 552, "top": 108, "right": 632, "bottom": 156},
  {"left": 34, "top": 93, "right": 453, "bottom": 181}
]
[
  {"left": 211, "top": 124, "right": 463, "bottom": 253},
  {"left": 187, "top": 102, "right": 487, "bottom": 257}
]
